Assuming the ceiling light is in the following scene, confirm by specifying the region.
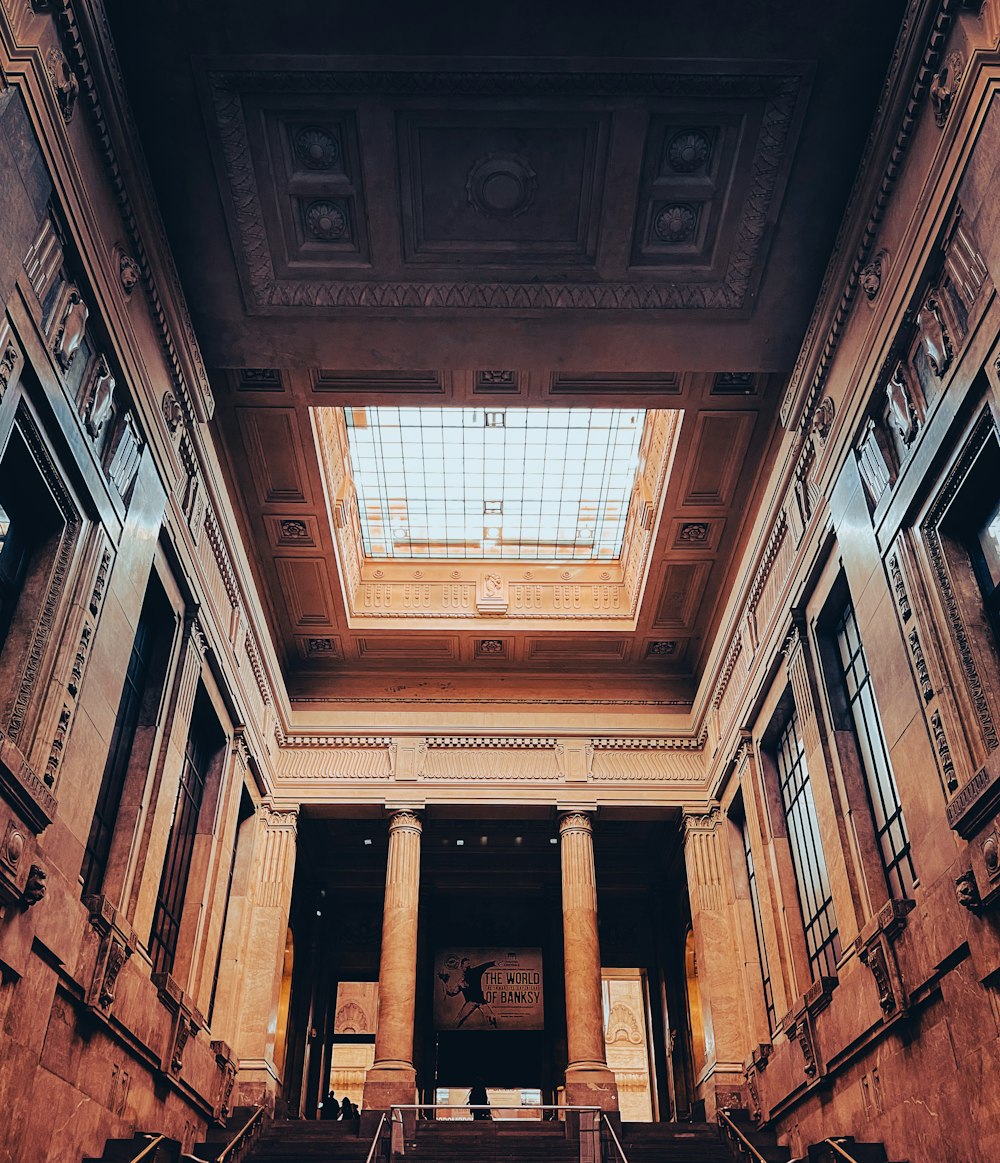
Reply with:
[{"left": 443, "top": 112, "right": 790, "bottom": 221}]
[
  {"left": 480, "top": 836, "right": 488, "bottom": 845},
  {"left": 550, "top": 837, "right": 558, "bottom": 845},
  {"left": 363, "top": 838, "right": 372, "bottom": 846},
  {"left": 456, "top": 839, "right": 465, "bottom": 846}
]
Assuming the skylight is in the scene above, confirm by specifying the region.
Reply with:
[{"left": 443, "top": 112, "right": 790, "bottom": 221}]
[{"left": 344, "top": 406, "right": 646, "bottom": 561}]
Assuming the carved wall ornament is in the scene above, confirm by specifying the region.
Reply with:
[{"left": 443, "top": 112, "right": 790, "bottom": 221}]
[
  {"left": 99, "top": 937, "right": 131, "bottom": 1010},
  {"left": 84, "top": 356, "right": 116, "bottom": 439},
  {"left": 679, "top": 522, "right": 710, "bottom": 543},
  {"left": 812, "top": 395, "right": 835, "bottom": 440},
  {"left": 654, "top": 203, "right": 698, "bottom": 244},
  {"left": 476, "top": 370, "right": 517, "bottom": 390},
  {"left": 293, "top": 125, "right": 341, "bottom": 170},
  {"left": 117, "top": 248, "right": 141, "bottom": 295},
  {"left": 886, "top": 365, "right": 919, "bottom": 449},
  {"left": 647, "top": 640, "right": 677, "bottom": 656},
  {"left": 859, "top": 251, "right": 884, "bottom": 300},
  {"left": 859, "top": 940, "right": 896, "bottom": 1014},
  {"left": 917, "top": 295, "right": 953, "bottom": 376},
  {"left": 908, "top": 629, "right": 933, "bottom": 701},
  {"left": 888, "top": 554, "right": 911, "bottom": 622},
  {"left": 931, "top": 711, "right": 958, "bottom": 791},
  {"left": 790, "top": 1017, "right": 817, "bottom": 1077},
  {"left": 46, "top": 48, "right": 79, "bottom": 122},
  {"left": 22, "top": 863, "right": 47, "bottom": 908},
  {"left": 89, "top": 549, "right": 111, "bottom": 616},
  {"left": 68, "top": 623, "right": 92, "bottom": 697},
  {"left": 280, "top": 519, "right": 309, "bottom": 539},
  {"left": 307, "top": 637, "right": 334, "bottom": 653},
  {"left": 478, "top": 639, "right": 504, "bottom": 655},
  {"left": 161, "top": 391, "right": 183, "bottom": 433},
  {"left": 1, "top": 820, "right": 25, "bottom": 873},
  {"left": 982, "top": 831, "right": 1000, "bottom": 881},
  {"left": 930, "top": 51, "right": 964, "bottom": 127},
  {"left": 713, "top": 372, "right": 756, "bottom": 393},
  {"left": 466, "top": 153, "right": 537, "bottom": 220},
  {"left": 0, "top": 342, "right": 18, "bottom": 397},
  {"left": 304, "top": 199, "right": 349, "bottom": 241},
  {"left": 53, "top": 290, "right": 88, "bottom": 370},
  {"left": 44, "top": 703, "right": 72, "bottom": 785},
  {"left": 955, "top": 869, "right": 981, "bottom": 912},
  {"left": 666, "top": 129, "right": 711, "bottom": 173}
]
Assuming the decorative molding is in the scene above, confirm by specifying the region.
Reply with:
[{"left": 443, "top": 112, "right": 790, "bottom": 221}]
[
  {"left": 921, "top": 409, "right": 999, "bottom": 755},
  {"left": 207, "top": 66, "right": 803, "bottom": 312},
  {"left": 6, "top": 405, "right": 82, "bottom": 744},
  {"left": 908, "top": 629, "right": 934, "bottom": 702},
  {"left": 781, "top": 0, "right": 962, "bottom": 432},
  {"left": 888, "top": 552, "right": 911, "bottom": 622}
]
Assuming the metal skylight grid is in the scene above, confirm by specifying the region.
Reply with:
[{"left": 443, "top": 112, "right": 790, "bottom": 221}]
[{"left": 344, "top": 406, "right": 646, "bottom": 561}]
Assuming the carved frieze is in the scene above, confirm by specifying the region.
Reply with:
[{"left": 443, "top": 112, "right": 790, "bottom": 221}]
[
  {"left": 888, "top": 553, "right": 911, "bottom": 622},
  {"left": 908, "top": 630, "right": 933, "bottom": 702}
]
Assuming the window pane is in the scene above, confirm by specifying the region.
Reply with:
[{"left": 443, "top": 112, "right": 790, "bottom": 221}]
[
  {"left": 834, "top": 601, "right": 916, "bottom": 899},
  {"left": 776, "top": 713, "right": 841, "bottom": 979}
]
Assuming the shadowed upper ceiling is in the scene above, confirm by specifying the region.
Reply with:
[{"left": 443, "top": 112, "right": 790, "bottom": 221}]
[{"left": 104, "top": 0, "right": 907, "bottom": 711}]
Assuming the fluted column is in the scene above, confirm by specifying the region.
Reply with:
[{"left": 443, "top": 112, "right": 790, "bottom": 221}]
[
  {"left": 232, "top": 805, "right": 298, "bottom": 1110},
  {"left": 559, "top": 811, "right": 618, "bottom": 1110},
  {"left": 363, "top": 809, "right": 422, "bottom": 1111}
]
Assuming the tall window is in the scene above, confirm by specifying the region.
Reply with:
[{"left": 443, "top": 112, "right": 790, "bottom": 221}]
[
  {"left": 81, "top": 586, "right": 169, "bottom": 897},
  {"left": 0, "top": 500, "right": 31, "bottom": 649},
  {"left": 149, "top": 694, "right": 219, "bottom": 976},
  {"left": 832, "top": 599, "right": 916, "bottom": 899},
  {"left": 742, "top": 817, "right": 776, "bottom": 1031},
  {"left": 775, "top": 711, "right": 841, "bottom": 979}
]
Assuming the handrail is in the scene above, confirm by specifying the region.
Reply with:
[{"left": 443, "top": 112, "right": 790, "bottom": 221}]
[
  {"left": 364, "top": 1112, "right": 388, "bottom": 1163},
  {"left": 600, "top": 1113, "right": 629, "bottom": 1163},
  {"left": 821, "top": 1139, "right": 863, "bottom": 1162},
  {"left": 717, "top": 1109, "right": 769, "bottom": 1163},
  {"left": 216, "top": 1105, "right": 266, "bottom": 1163},
  {"left": 388, "top": 1103, "right": 601, "bottom": 1114},
  {"left": 130, "top": 1136, "right": 168, "bottom": 1163}
]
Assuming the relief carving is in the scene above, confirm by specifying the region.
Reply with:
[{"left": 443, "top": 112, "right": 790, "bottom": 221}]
[
  {"left": 908, "top": 629, "right": 933, "bottom": 702},
  {"left": 117, "top": 248, "right": 141, "bottom": 296},
  {"left": 931, "top": 711, "right": 958, "bottom": 792},
  {"left": 859, "top": 251, "right": 884, "bottom": 301},
  {"left": 84, "top": 356, "right": 116, "bottom": 439},
  {"left": 812, "top": 395, "right": 835, "bottom": 440},
  {"left": 68, "top": 624, "right": 92, "bottom": 697},
  {"left": 53, "top": 290, "right": 88, "bottom": 370},
  {"left": 917, "top": 295, "right": 953, "bottom": 376},
  {"left": 161, "top": 391, "right": 183, "bottom": 434},
  {"left": 84, "top": 895, "right": 138, "bottom": 1017},
  {"left": 859, "top": 940, "right": 896, "bottom": 1014},
  {"left": 46, "top": 48, "right": 79, "bottom": 122},
  {"left": 0, "top": 342, "right": 18, "bottom": 398},
  {"left": 955, "top": 869, "right": 981, "bottom": 912},
  {"left": 99, "top": 938, "right": 130, "bottom": 1010},
  {"left": 886, "top": 365, "right": 919, "bottom": 449},
  {"left": 22, "top": 863, "right": 47, "bottom": 908},
  {"left": 888, "top": 554, "right": 911, "bottom": 622},
  {"left": 930, "top": 51, "right": 964, "bottom": 127},
  {"left": 790, "top": 1017, "right": 817, "bottom": 1077}
]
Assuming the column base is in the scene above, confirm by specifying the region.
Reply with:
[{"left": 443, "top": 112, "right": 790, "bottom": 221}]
[
  {"left": 362, "top": 1063, "right": 418, "bottom": 1113},
  {"left": 564, "top": 1064, "right": 619, "bottom": 1111}
]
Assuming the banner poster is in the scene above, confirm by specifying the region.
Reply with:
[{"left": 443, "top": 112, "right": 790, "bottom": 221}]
[{"left": 433, "top": 948, "right": 543, "bottom": 1031}]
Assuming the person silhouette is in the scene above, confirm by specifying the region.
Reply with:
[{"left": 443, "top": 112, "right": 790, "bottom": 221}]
[
  {"left": 321, "top": 1091, "right": 338, "bottom": 1120},
  {"left": 468, "top": 1080, "right": 491, "bottom": 1121}
]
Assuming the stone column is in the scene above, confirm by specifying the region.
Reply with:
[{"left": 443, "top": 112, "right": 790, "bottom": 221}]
[
  {"left": 559, "top": 810, "right": 618, "bottom": 1110},
  {"left": 232, "top": 804, "right": 298, "bottom": 1109},
  {"left": 682, "top": 806, "right": 752, "bottom": 1120},
  {"left": 363, "top": 809, "right": 422, "bottom": 1111}
]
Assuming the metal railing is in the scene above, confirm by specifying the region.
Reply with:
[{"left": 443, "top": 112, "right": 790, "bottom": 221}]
[
  {"left": 364, "top": 1112, "right": 389, "bottom": 1163},
  {"left": 215, "top": 1105, "right": 266, "bottom": 1163},
  {"left": 717, "top": 1109, "right": 770, "bottom": 1163},
  {"left": 386, "top": 1103, "right": 604, "bottom": 1163},
  {"left": 820, "top": 1139, "right": 864, "bottom": 1162},
  {"left": 600, "top": 1113, "right": 630, "bottom": 1163},
  {"left": 127, "top": 1136, "right": 169, "bottom": 1163}
]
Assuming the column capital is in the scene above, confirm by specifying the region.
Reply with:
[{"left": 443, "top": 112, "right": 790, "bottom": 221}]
[
  {"left": 682, "top": 805, "right": 723, "bottom": 836},
  {"left": 261, "top": 803, "right": 299, "bottom": 832},
  {"left": 558, "top": 809, "right": 595, "bottom": 836},
  {"left": 386, "top": 807, "right": 422, "bottom": 834}
]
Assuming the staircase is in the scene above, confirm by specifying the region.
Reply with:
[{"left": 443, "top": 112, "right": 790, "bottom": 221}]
[{"left": 236, "top": 1118, "right": 738, "bottom": 1163}]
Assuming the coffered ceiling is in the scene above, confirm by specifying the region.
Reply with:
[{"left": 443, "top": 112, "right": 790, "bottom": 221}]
[{"left": 104, "top": 0, "right": 908, "bottom": 712}]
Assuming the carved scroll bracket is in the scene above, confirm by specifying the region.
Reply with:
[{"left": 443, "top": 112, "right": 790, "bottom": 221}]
[{"left": 83, "top": 895, "right": 139, "bottom": 1018}]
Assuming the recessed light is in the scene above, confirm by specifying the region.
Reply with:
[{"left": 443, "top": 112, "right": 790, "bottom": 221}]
[
  {"left": 515, "top": 836, "right": 523, "bottom": 845},
  {"left": 363, "top": 838, "right": 372, "bottom": 846},
  {"left": 456, "top": 839, "right": 465, "bottom": 846},
  {"left": 480, "top": 836, "right": 488, "bottom": 845},
  {"left": 316, "top": 910, "right": 323, "bottom": 917},
  {"left": 550, "top": 837, "right": 558, "bottom": 845}
]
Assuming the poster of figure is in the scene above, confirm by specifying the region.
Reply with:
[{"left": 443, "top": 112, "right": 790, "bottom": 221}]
[{"left": 433, "top": 948, "right": 543, "bottom": 1031}]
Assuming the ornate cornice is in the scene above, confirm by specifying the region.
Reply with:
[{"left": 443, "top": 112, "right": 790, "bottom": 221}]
[{"left": 781, "top": 0, "right": 961, "bottom": 432}]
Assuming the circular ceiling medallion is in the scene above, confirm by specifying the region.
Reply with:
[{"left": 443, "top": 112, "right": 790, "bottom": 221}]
[
  {"left": 666, "top": 130, "right": 711, "bottom": 173},
  {"left": 466, "top": 153, "right": 537, "bottom": 220},
  {"left": 653, "top": 203, "right": 698, "bottom": 244},
  {"left": 294, "top": 126, "right": 341, "bottom": 170},
  {"left": 304, "top": 200, "right": 348, "bottom": 241}
]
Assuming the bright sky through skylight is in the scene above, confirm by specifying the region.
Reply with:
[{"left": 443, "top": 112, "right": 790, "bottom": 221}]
[{"left": 344, "top": 406, "right": 646, "bottom": 560}]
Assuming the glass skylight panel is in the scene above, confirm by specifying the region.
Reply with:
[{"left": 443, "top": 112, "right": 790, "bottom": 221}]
[{"left": 344, "top": 406, "right": 646, "bottom": 560}]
